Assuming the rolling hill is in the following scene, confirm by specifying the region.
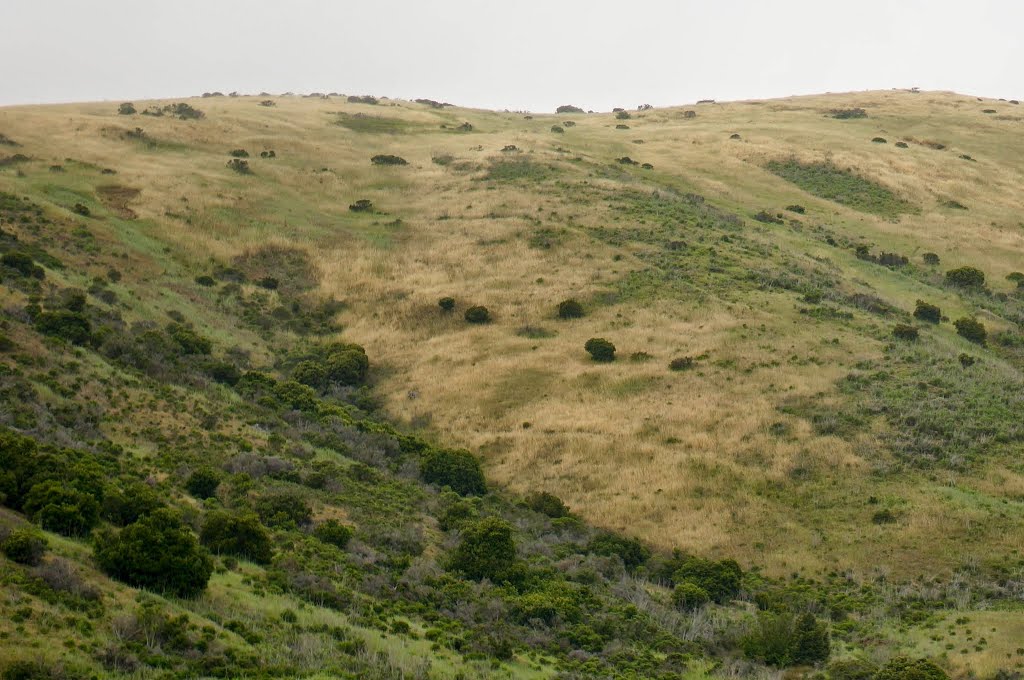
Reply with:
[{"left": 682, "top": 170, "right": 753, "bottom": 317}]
[{"left": 0, "top": 89, "right": 1022, "bottom": 679}]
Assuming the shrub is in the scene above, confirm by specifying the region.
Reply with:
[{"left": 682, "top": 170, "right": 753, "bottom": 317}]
[
  {"left": 753, "top": 210, "right": 784, "bottom": 224},
  {"left": 229, "top": 149, "right": 249, "bottom": 158},
  {"left": 550, "top": 125, "right": 564, "bottom": 134},
  {"left": 464, "top": 306, "right": 491, "bottom": 324},
  {"left": 743, "top": 612, "right": 830, "bottom": 667},
  {"left": 872, "top": 137, "right": 887, "bottom": 143},
  {"left": 584, "top": 337, "right": 616, "bottom": 362},
  {"left": 34, "top": 310, "right": 91, "bottom": 345},
  {"left": 669, "top": 356, "right": 695, "bottom": 371},
  {"left": 830, "top": 108, "right": 867, "bottom": 119},
  {"left": 195, "top": 274, "right": 216, "bottom": 286},
  {"left": 200, "top": 511, "right": 273, "bottom": 564},
  {"left": 557, "top": 298, "right": 584, "bottom": 319},
  {"left": 185, "top": 467, "right": 222, "bottom": 499},
  {"left": 348, "top": 95, "right": 378, "bottom": 105},
  {"left": 913, "top": 300, "right": 941, "bottom": 323},
  {"left": 206, "top": 360, "right": 241, "bottom": 385},
  {"left": 349, "top": 199, "right": 373, "bottom": 212},
  {"left": 1, "top": 252, "right": 44, "bottom": 279},
  {"left": 371, "top": 154, "right": 407, "bottom": 166},
  {"left": 954, "top": 317, "right": 986, "bottom": 345},
  {"left": 421, "top": 449, "right": 487, "bottom": 496},
  {"left": 292, "top": 360, "right": 327, "bottom": 389},
  {"left": 556, "top": 105, "right": 585, "bottom": 114},
  {"left": 1, "top": 527, "right": 47, "bottom": 565},
  {"left": 276, "top": 380, "right": 319, "bottom": 411},
  {"left": 118, "top": 102, "right": 136, "bottom": 115},
  {"left": 1006, "top": 271, "right": 1024, "bottom": 283},
  {"left": 958, "top": 353, "right": 977, "bottom": 367},
  {"left": 923, "top": 253, "right": 940, "bottom": 265},
  {"left": 94, "top": 508, "right": 213, "bottom": 597},
  {"left": 313, "top": 519, "right": 353, "bottom": 549},
  {"left": 227, "top": 158, "right": 251, "bottom": 174},
  {"left": 672, "top": 556, "right": 742, "bottom": 602},
  {"left": 827, "top": 658, "right": 878, "bottom": 680},
  {"left": 72, "top": 203, "right": 90, "bottom": 216},
  {"left": 945, "top": 266, "right": 985, "bottom": 289},
  {"left": 892, "top": 324, "right": 919, "bottom": 341},
  {"left": 256, "top": 491, "right": 312, "bottom": 528},
  {"left": 615, "top": 124, "right": 630, "bottom": 129},
  {"left": 874, "top": 657, "right": 948, "bottom": 680},
  {"left": 325, "top": 345, "right": 369, "bottom": 385},
  {"left": 449, "top": 516, "right": 518, "bottom": 582},
  {"left": 102, "top": 480, "right": 163, "bottom": 525},
  {"left": 895, "top": 141, "right": 909, "bottom": 148},
  {"left": 260, "top": 150, "right": 277, "bottom": 158},
  {"left": 23, "top": 480, "right": 99, "bottom": 536},
  {"left": 616, "top": 111, "right": 632, "bottom": 120},
  {"left": 786, "top": 204, "right": 806, "bottom": 214},
  {"left": 167, "top": 322, "right": 212, "bottom": 355},
  {"left": 587, "top": 532, "right": 650, "bottom": 570},
  {"left": 438, "top": 296, "right": 456, "bottom": 312},
  {"left": 524, "top": 491, "right": 569, "bottom": 518},
  {"left": 672, "top": 582, "right": 710, "bottom": 610}
]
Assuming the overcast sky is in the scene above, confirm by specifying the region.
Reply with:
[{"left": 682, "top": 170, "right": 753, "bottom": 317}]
[{"left": 2, "top": 0, "right": 1021, "bottom": 111}]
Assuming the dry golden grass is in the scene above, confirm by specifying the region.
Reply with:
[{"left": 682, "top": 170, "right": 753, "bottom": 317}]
[{"left": 3, "top": 89, "right": 1023, "bottom": 583}]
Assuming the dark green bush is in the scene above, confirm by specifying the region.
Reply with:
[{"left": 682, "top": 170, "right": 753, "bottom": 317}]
[
  {"left": 584, "top": 337, "right": 616, "bottom": 362},
  {"left": 371, "top": 154, "right": 408, "bottom": 166},
  {"left": 313, "top": 519, "right": 353, "bottom": 549},
  {"left": 325, "top": 345, "right": 369, "bottom": 386},
  {"left": 449, "top": 516, "right": 518, "bottom": 583},
  {"left": 672, "top": 582, "right": 710, "bottom": 610},
  {"left": 874, "top": 657, "right": 948, "bottom": 680},
  {"left": 274, "top": 380, "right": 318, "bottom": 411},
  {"left": 23, "top": 480, "right": 99, "bottom": 536},
  {"left": 557, "top": 298, "right": 584, "bottom": 319},
  {"left": 1, "top": 527, "right": 47, "bottom": 565},
  {"left": 524, "top": 491, "right": 568, "bottom": 518},
  {"left": 438, "top": 296, "right": 456, "bottom": 312},
  {"left": 292, "top": 360, "right": 328, "bottom": 389},
  {"left": 1, "top": 252, "right": 44, "bottom": 279},
  {"left": 464, "top": 306, "right": 491, "bottom": 324},
  {"left": 587, "top": 532, "right": 650, "bottom": 570},
  {"left": 34, "top": 310, "right": 91, "bottom": 345},
  {"left": 872, "top": 137, "right": 887, "bottom": 143},
  {"left": 892, "top": 324, "right": 919, "bottom": 341},
  {"left": 102, "top": 480, "right": 163, "bottom": 525},
  {"left": 195, "top": 275, "right": 216, "bottom": 286},
  {"left": 227, "top": 158, "right": 251, "bottom": 174},
  {"left": 954, "top": 317, "right": 986, "bottom": 345},
  {"left": 167, "top": 322, "right": 212, "bottom": 355},
  {"left": 229, "top": 149, "right": 249, "bottom": 158},
  {"left": 255, "top": 491, "right": 312, "bottom": 528},
  {"left": 1007, "top": 272, "right": 1024, "bottom": 284},
  {"left": 118, "top": 102, "right": 136, "bottom": 115},
  {"left": 185, "top": 467, "right": 222, "bottom": 499},
  {"left": 945, "top": 266, "right": 985, "bottom": 289},
  {"left": 786, "top": 204, "right": 806, "bottom": 214},
  {"left": 923, "top": 253, "right": 940, "bottom": 265},
  {"left": 550, "top": 125, "right": 564, "bottom": 133},
  {"left": 94, "top": 508, "right": 213, "bottom": 597},
  {"left": 206, "top": 360, "right": 241, "bottom": 385},
  {"left": 672, "top": 555, "right": 743, "bottom": 602},
  {"left": 556, "top": 105, "right": 584, "bottom": 114},
  {"left": 913, "top": 300, "right": 941, "bottom": 323},
  {"left": 1, "top": 659, "right": 56, "bottom": 680},
  {"left": 349, "top": 199, "right": 373, "bottom": 212},
  {"left": 200, "top": 511, "right": 273, "bottom": 564},
  {"left": 669, "top": 356, "right": 695, "bottom": 371},
  {"left": 421, "top": 449, "right": 487, "bottom": 496}
]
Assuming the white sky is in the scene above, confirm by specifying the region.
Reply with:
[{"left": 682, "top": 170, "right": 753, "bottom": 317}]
[{"left": 2, "top": 0, "right": 1022, "bottom": 111}]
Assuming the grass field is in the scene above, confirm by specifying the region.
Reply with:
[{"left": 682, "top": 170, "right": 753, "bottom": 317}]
[{"left": 1, "top": 89, "right": 1023, "bottom": 677}]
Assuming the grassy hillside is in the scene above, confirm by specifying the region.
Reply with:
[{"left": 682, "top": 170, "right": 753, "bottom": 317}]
[{"left": 0, "top": 89, "right": 1022, "bottom": 679}]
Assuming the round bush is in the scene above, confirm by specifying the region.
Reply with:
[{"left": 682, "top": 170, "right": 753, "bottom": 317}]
[
  {"left": 669, "top": 356, "right": 695, "bottom": 371},
  {"left": 200, "top": 510, "right": 273, "bottom": 564},
  {"left": 23, "top": 480, "right": 99, "bottom": 536},
  {"left": 913, "top": 300, "right": 941, "bottom": 323},
  {"left": 874, "top": 657, "right": 948, "bottom": 680},
  {"left": 449, "top": 516, "right": 518, "bottom": 582},
  {"left": 256, "top": 491, "right": 312, "bottom": 528},
  {"left": 524, "top": 491, "right": 569, "bottom": 518},
  {"left": 586, "top": 532, "right": 650, "bottom": 571},
  {"left": 185, "top": 467, "right": 222, "bottom": 500},
  {"left": 922, "top": 253, "right": 940, "bottom": 266},
  {"left": 945, "top": 266, "right": 985, "bottom": 289},
  {"left": 954, "top": 317, "right": 986, "bottom": 345},
  {"left": 892, "top": 324, "right": 919, "bottom": 341},
  {"left": 313, "top": 519, "right": 353, "bottom": 549},
  {"left": 101, "top": 480, "right": 163, "bottom": 525},
  {"left": 94, "top": 508, "right": 213, "bottom": 597},
  {"left": 1, "top": 527, "right": 47, "bottom": 565},
  {"left": 557, "top": 299, "right": 584, "bottom": 319},
  {"left": 292, "top": 360, "right": 328, "bottom": 389},
  {"left": 438, "top": 296, "right": 456, "bottom": 312},
  {"left": 584, "top": 337, "right": 616, "bottom": 362},
  {"left": 827, "top": 658, "right": 879, "bottom": 680},
  {"left": 325, "top": 346, "right": 369, "bottom": 386},
  {"left": 672, "top": 582, "right": 710, "bottom": 610},
  {"left": 33, "top": 310, "right": 91, "bottom": 345},
  {"left": 421, "top": 448, "right": 487, "bottom": 496},
  {"left": 464, "top": 306, "right": 491, "bottom": 324}
]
